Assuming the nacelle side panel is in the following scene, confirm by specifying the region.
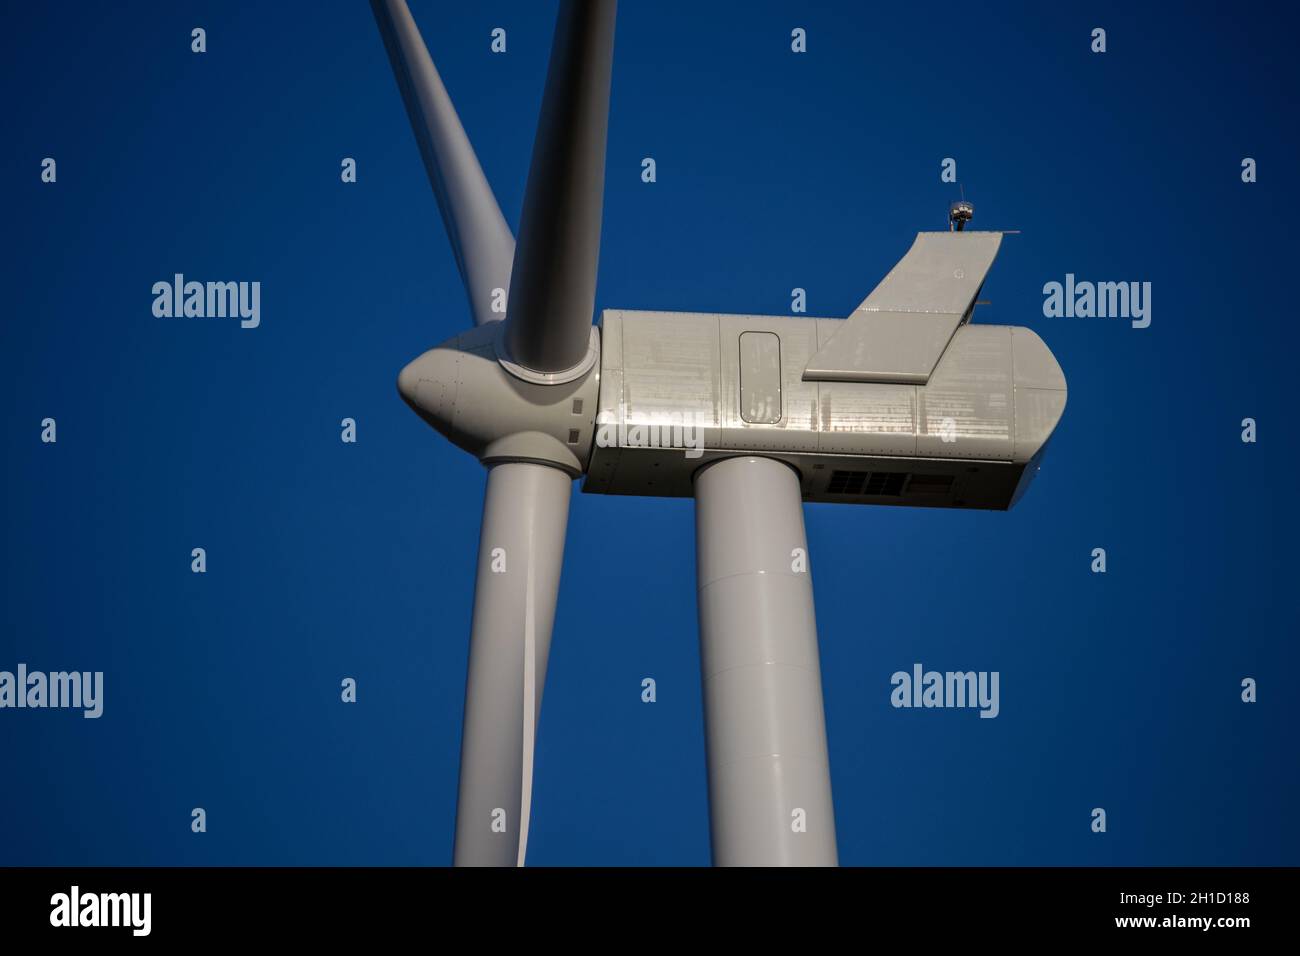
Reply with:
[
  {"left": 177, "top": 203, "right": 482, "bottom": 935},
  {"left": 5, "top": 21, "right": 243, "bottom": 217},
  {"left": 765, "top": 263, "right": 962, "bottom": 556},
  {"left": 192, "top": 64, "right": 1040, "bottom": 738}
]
[{"left": 584, "top": 310, "right": 1065, "bottom": 509}]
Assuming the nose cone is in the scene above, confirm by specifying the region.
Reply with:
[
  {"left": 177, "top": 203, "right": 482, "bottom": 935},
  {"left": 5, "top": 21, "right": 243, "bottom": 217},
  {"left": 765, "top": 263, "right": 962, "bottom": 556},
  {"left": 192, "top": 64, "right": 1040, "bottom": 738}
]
[
  {"left": 396, "top": 345, "right": 459, "bottom": 436},
  {"left": 395, "top": 355, "right": 426, "bottom": 407}
]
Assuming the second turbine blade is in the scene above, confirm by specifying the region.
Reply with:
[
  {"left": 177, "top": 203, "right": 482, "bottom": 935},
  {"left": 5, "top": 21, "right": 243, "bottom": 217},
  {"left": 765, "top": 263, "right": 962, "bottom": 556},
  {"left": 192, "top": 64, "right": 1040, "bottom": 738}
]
[{"left": 372, "top": 0, "right": 516, "bottom": 328}]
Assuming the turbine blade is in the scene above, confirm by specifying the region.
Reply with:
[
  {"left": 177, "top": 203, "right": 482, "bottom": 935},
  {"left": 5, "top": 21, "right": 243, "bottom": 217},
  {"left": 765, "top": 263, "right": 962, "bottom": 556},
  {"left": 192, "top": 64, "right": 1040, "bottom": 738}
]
[
  {"left": 453, "top": 462, "right": 571, "bottom": 866},
  {"left": 371, "top": 0, "right": 516, "bottom": 327},
  {"left": 503, "top": 0, "right": 617, "bottom": 374}
]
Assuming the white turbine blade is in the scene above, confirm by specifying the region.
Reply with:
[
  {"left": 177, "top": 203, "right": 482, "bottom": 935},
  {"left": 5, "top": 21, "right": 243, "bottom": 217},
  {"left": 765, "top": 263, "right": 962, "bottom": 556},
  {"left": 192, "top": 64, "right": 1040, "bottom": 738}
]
[
  {"left": 516, "top": 553, "right": 537, "bottom": 867},
  {"left": 503, "top": 0, "right": 617, "bottom": 374},
  {"left": 453, "top": 462, "right": 571, "bottom": 866},
  {"left": 371, "top": 0, "right": 516, "bottom": 327}
]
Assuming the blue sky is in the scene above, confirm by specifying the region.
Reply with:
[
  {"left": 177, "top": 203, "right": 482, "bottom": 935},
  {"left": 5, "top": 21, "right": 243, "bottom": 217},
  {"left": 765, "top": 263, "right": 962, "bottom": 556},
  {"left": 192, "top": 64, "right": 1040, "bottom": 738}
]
[{"left": 2, "top": 0, "right": 1297, "bottom": 865}]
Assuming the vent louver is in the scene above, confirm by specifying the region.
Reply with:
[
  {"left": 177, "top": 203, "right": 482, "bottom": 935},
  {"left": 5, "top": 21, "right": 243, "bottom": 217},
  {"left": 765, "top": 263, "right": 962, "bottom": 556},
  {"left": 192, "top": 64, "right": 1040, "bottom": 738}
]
[
  {"left": 826, "top": 470, "right": 954, "bottom": 498},
  {"left": 906, "top": 474, "right": 955, "bottom": 495},
  {"left": 827, "top": 470, "right": 905, "bottom": 496}
]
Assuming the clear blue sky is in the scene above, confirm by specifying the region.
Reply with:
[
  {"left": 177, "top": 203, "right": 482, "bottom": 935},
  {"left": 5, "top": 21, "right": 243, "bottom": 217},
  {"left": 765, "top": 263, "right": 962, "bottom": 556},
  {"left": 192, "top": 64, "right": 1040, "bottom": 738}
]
[{"left": 2, "top": 1, "right": 1297, "bottom": 865}]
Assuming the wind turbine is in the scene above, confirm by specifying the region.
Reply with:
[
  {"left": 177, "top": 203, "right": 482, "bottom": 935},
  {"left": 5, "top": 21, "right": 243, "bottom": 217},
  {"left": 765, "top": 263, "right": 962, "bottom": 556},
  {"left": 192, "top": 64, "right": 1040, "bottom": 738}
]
[{"left": 372, "top": 0, "right": 1067, "bottom": 867}]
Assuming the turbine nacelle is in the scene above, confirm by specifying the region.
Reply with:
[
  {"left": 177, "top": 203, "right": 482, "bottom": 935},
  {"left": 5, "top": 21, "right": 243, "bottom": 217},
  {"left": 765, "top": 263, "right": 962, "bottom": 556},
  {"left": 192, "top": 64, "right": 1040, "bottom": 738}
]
[{"left": 584, "top": 307, "right": 1065, "bottom": 509}]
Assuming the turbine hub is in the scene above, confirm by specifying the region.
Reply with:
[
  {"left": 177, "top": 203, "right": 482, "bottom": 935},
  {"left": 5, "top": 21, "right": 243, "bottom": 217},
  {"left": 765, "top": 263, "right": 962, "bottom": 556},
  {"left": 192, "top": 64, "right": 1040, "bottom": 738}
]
[{"left": 397, "top": 323, "right": 601, "bottom": 476}]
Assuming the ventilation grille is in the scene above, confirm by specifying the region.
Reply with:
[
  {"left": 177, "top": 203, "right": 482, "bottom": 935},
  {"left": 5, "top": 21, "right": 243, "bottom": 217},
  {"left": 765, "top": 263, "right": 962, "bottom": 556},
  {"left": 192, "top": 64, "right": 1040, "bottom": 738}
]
[
  {"left": 827, "top": 470, "right": 904, "bottom": 496},
  {"left": 826, "top": 470, "right": 864, "bottom": 494},
  {"left": 826, "top": 470, "right": 954, "bottom": 498},
  {"left": 907, "top": 474, "right": 955, "bottom": 495}
]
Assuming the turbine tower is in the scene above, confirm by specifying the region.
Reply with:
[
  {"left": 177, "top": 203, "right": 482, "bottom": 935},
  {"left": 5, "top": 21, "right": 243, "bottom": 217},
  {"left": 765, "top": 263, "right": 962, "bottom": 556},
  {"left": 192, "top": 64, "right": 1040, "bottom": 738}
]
[{"left": 371, "top": 0, "right": 1067, "bottom": 867}]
